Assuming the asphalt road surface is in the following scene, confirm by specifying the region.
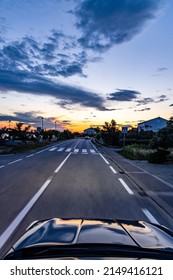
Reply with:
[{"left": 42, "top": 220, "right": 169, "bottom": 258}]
[{"left": 0, "top": 138, "right": 173, "bottom": 256}]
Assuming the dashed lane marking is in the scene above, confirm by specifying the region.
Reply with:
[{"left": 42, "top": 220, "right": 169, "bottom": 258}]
[
  {"left": 142, "top": 209, "right": 160, "bottom": 224},
  {"left": 109, "top": 166, "right": 117, "bottom": 174},
  {"left": 7, "top": 159, "right": 22, "bottom": 165},
  {"left": 118, "top": 178, "right": 134, "bottom": 195}
]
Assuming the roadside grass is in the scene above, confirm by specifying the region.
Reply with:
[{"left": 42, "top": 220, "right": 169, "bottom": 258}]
[
  {"left": 119, "top": 144, "right": 152, "bottom": 160},
  {"left": 119, "top": 144, "right": 173, "bottom": 163}
]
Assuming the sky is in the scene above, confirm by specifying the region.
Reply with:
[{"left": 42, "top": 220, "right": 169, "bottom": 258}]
[{"left": 0, "top": 0, "right": 173, "bottom": 132}]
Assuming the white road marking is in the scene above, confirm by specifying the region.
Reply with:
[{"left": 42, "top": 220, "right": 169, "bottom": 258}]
[
  {"left": 35, "top": 150, "right": 45, "bottom": 154},
  {"left": 90, "top": 141, "right": 98, "bottom": 152},
  {"left": 26, "top": 154, "right": 35, "bottom": 158},
  {"left": 65, "top": 148, "right": 72, "bottom": 152},
  {"left": 109, "top": 166, "right": 117, "bottom": 174},
  {"left": 0, "top": 165, "right": 5, "bottom": 169},
  {"left": 142, "top": 209, "right": 160, "bottom": 224},
  {"left": 118, "top": 178, "right": 134, "bottom": 195},
  {"left": 90, "top": 149, "right": 96, "bottom": 154},
  {"left": 99, "top": 153, "right": 109, "bottom": 164},
  {"left": 82, "top": 149, "right": 88, "bottom": 154},
  {"left": 74, "top": 149, "right": 79, "bottom": 153},
  {"left": 49, "top": 147, "right": 57, "bottom": 152},
  {"left": 57, "top": 147, "right": 65, "bottom": 152},
  {"left": 0, "top": 176, "right": 53, "bottom": 249},
  {"left": 7, "top": 159, "right": 22, "bottom": 165},
  {"left": 74, "top": 140, "right": 82, "bottom": 149},
  {"left": 54, "top": 153, "right": 71, "bottom": 173}
]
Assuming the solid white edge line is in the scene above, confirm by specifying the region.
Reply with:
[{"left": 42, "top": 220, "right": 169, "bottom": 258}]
[
  {"left": 0, "top": 177, "right": 53, "bottom": 249},
  {"left": 142, "top": 209, "right": 160, "bottom": 225},
  {"left": 99, "top": 153, "right": 109, "bottom": 164},
  {"left": 54, "top": 152, "right": 71, "bottom": 173},
  {"left": 118, "top": 178, "right": 134, "bottom": 195},
  {"left": 0, "top": 165, "right": 5, "bottom": 168},
  {"left": 109, "top": 166, "right": 117, "bottom": 174}
]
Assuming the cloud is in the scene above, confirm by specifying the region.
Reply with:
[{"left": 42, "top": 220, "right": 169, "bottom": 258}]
[
  {"left": 0, "top": 69, "right": 107, "bottom": 110},
  {"left": 136, "top": 94, "right": 168, "bottom": 105},
  {"left": 74, "top": 0, "right": 164, "bottom": 51},
  {"left": 0, "top": 111, "right": 72, "bottom": 130},
  {"left": 134, "top": 108, "right": 151, "bottom": 112},
  {"left": 0, "top": 31, "right": 88, "bottom": 78},
  {"left": 0, "top": 111, "right": 41, "bottom": 124},
  {"left": 157, "top": 67, "right": 168, "bottom": 72},
  {"left": 107, "top": 89, "right": 141, "bottom": 101},
  {"left": 0, "top": 28, "right": 111, "bottom": 111}
]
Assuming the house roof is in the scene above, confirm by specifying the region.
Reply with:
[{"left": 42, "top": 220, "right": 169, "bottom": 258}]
[{"left": 138, "top": 117, "right": 167, "bottom": 125}]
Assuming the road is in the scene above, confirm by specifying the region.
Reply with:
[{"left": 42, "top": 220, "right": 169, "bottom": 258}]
[{"left": 0, "top": 138, "right": 173, "bottom": 256}]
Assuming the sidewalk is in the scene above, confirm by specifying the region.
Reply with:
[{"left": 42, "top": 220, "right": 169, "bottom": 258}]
[
  {"left": 98, "top": 145, "right": 173, "bottom": 187},
  {"left": 95, "top": 144, "right": 173, "bottom": 218}
]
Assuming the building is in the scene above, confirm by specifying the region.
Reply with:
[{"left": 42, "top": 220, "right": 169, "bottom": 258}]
[
  {"left": 84, "top": 128, "right": 96, "bottom": 136},
  {"left": 138, "top": 117, "right": 167, "bottom": 132}
]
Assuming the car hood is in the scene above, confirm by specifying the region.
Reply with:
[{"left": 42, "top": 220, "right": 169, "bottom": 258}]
[{"left": 13, "top": 218, "right": 173, "bottom": 250}]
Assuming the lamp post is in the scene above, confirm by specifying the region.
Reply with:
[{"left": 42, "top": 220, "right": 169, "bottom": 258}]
[
  {"left": 41, "top": 117, "right": 44, "bottom": 130},
  {"left": 55, "top": 121, "right": 57, "bottom": 130},
  {"left": 9, "top": 120, "right": 11, "bottom": 130}
]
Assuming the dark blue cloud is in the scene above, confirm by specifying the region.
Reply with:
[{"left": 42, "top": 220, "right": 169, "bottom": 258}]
[
  {"left": 0, "top": 111, "right": 69, "bottom": 130},
  {"left": 107, "top": 89, "right": 141, "bottom": 101},
  {"left": 137, "top": 95, "right": 168, "bottom": 105},
  {"left": 74, "top": 0, "right": 165, "bottom": 51},
  {"left": 0, "top": 30, "right": 88, "bottom": 77},
  {"left": 0, "top": 26, "right": 112, "bottom": 110},
  {"left": 0, "top": 69, "right": 107, "bottom": 110},
  {"left": 157, "top": 67, "right": 168, "bottom": 72},
  {"left": 0, "top": 111, "right": 40, "bottom": 123},
  {"left": 135, "top": 108, "right": 151, "bottom": 112}
]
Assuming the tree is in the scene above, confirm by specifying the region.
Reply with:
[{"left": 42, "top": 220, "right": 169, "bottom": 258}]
[
  {"left": 101, "top": 119, "right": 120, "bottom": 146},
  {"left": 15, "top": 122, "right": 24, "bottom": 131},
  {"left": 149, "top": 116, "right": 173, "bottom": 149}
]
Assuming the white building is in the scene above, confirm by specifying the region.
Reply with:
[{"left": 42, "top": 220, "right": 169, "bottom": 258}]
[{"left": 138, "top": 117, "right": 167, "bottom": 132}]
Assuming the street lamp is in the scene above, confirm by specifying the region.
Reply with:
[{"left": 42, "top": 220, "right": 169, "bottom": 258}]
[
  {"left": 41, "top": 117, "right": 44, "bottom": 130},
  {"left": 9, "top": 120, "right": 11, "bottom": 130},
  {"left": 55, "top": 121, "right": 57, "bottom": 130}
]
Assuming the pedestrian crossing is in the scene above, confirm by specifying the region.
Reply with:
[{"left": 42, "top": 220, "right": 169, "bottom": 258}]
[{"left": 48, "top": 146, "right": 99, "bottom": 155}]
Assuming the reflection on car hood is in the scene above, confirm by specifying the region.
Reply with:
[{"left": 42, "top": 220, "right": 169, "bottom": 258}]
[{"left": 13, "top": 218, "right": 173, "bottom": 250}]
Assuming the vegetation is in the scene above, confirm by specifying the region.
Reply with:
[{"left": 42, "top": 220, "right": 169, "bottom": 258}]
[
  {"left": 0, "top": 122, "right": 76, "bottom": 154},
  {"left": 95, "top": 117, "right": 173, "bottom": 163},
  {"left": 120, "top": 144, "right": 152, "bottom": 160},
  {"left": 1, "top": 116, "right": 173, "bottom": 163}
]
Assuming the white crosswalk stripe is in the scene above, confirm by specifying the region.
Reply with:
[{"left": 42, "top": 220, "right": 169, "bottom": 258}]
[
  {"left": 49, "top": 147, "right": 57, "bottom": 151},
  {"left": 57, "top": 147, "right": 65, "bottom": 152},
  {"left": 48, "top": 147, "right": 98, "bottom": 154}
]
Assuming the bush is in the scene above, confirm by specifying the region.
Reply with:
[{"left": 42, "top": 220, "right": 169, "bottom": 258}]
[
  {"left": 148, "top": 149, "right": 170, "bottom": 164},
  {"left": 120, "top": 144, "right": 151, "bottom": 160}
]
